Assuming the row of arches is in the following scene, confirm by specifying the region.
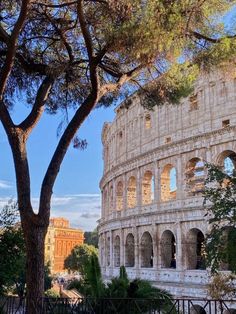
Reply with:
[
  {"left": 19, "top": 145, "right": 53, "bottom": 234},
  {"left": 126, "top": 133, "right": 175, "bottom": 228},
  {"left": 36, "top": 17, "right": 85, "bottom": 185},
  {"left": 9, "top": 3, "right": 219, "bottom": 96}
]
[
  {"left": 103, "top": 150, "right": 236, "bottom": 212},
  {"left": 103, "top": 229, "right": 206, "bottom": 270}
]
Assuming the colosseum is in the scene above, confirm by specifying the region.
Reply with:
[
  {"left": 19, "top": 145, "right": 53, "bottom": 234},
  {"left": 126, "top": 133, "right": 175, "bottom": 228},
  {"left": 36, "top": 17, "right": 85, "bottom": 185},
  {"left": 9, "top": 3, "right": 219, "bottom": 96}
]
[{"left": 98, "top": 68, "right": 236, "bottom": 298}]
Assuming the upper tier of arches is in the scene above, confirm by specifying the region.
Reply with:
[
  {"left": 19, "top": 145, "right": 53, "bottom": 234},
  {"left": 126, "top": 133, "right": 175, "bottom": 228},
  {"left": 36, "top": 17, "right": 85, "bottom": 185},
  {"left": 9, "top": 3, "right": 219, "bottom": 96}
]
[
  {"left": 101, "top": 150, "right": 236, "bottom": 217},
  {"left": 102, "top": 71, "right": 236, "bottom": 175}
]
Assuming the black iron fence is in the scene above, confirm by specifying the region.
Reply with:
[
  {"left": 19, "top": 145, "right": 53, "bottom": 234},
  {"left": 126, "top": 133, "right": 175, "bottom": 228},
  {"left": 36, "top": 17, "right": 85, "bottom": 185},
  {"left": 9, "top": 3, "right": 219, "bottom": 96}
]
[{"left": 0, "top": 296, "right": 236, "bottom": 314}]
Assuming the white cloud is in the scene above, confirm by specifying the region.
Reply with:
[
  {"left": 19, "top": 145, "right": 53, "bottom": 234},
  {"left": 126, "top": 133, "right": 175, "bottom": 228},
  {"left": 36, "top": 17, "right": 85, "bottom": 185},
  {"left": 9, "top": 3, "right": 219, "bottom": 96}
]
[
  {"left": 0, "top": 180, "right": 12, "bottom": 189},
  {"left": 0, "top": 193, "right": 101, "bottom": 231}
]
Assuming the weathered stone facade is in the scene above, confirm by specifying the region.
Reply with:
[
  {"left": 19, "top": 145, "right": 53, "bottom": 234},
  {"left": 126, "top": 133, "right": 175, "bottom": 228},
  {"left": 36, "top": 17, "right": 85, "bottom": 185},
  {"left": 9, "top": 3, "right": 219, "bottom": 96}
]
[{"left": 98, "top": 69, "right": 236, "bottom": 298}]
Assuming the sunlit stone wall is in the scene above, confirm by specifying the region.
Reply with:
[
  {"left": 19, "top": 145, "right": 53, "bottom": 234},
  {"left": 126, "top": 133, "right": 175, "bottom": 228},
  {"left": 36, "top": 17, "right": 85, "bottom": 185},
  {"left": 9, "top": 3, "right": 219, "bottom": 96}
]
[{"left": 98, "top": 69, "right": 236, "bottom": 298}]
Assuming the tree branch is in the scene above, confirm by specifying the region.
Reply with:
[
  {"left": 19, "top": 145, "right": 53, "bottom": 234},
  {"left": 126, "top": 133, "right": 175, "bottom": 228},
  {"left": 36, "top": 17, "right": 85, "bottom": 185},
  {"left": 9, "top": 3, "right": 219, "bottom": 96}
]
[
  {"left": 0, "top": 0, "right": 30, "bottom": 99},
  {"left": 191, "top": 31, "right": 236, "bottom": 43},
  {"left": 18, "top": 76, "right": 54, "bottom": 134},
  {"left": 38, "top": 92, "right": 98, "bottom": 219},
  {"left": 77, "top": 0, "right": 94, "bottom": 61}
]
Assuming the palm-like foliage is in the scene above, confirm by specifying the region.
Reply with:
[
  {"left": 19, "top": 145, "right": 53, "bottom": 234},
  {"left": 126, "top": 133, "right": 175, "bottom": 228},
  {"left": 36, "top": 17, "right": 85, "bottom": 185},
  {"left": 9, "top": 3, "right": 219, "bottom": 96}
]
[{"left": 70, "top": 255, "right": 175, "bottom": 313}]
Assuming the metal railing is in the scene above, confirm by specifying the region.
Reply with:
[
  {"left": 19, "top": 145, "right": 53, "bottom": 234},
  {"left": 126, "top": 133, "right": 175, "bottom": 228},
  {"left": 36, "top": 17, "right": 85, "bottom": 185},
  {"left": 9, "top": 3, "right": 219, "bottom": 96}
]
[{"left": 0, "top": 296, "right": 236, "bottom": 313}]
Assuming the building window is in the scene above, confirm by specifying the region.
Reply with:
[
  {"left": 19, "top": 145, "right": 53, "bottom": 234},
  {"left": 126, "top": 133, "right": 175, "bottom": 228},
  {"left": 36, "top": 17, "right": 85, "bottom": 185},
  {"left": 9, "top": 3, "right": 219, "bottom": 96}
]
[
  {"left": 222, "top": 119, "right": 230, "bottom": 128},
  {"left": 166, "top": 137, "right": 171, "bottom": 143},
  {"left": 161, "top": 165, "right": 177, "bottom": 201},
  {"left": 189, "top": 94, "right": 198, "bottom": 111},
  {"left": 145, "top": 114, "right": 151, "bottom": 129}
]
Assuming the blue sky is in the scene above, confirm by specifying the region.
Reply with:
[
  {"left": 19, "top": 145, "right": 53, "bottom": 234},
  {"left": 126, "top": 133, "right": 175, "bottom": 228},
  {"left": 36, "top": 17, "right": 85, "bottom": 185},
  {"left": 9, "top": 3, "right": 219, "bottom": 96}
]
[
  {"left": 0, "top": 5, "right": 235, "bottom": 231},
  {"left": 0, "top": 104, "right": 115, "bottom": 231}
]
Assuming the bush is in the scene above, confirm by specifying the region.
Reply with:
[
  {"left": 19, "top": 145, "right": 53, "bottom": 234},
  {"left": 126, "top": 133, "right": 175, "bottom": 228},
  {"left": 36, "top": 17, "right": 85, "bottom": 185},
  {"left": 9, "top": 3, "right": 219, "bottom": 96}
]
[{"left": 44, "top": 289, "right": 60, "bottom": 298}]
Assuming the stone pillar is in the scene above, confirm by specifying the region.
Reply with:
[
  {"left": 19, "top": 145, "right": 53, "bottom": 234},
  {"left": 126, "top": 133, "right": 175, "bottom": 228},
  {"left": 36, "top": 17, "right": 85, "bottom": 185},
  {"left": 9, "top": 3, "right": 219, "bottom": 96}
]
[
  {"left": 136, "top": 167, "right": 142, "bottom": 208},
  {"left": 134, "top": 227, "right": 140, "bottom": 277},
  {"left": 176, "top": 155, "right": 183, "bottom": 200},
  {"left": 123, "top": 173, "right": 127, "bottom": 211},
  {"left": 109, "top": 230, "right": 113, "bottom": 277},
  {"left": 112, "top": 178, "right": 115, "bottom": 214},
  {"left": 176, "top": 222, "right": 183, "bottom": 270},
  {"left": 156, "top": 226, "right": 162, "bottom": 269},
  {"left": 152, "top": 224, "right": 157, "bottom": 269},
  {"left": 154, "top": 161, "right": 159, "bottom": 204},
  {"left": 156, "top": 163, "right": 161, "bottom": 208},
  {"left": 120, "top": 228, "right": 125, "bottom": 266}
]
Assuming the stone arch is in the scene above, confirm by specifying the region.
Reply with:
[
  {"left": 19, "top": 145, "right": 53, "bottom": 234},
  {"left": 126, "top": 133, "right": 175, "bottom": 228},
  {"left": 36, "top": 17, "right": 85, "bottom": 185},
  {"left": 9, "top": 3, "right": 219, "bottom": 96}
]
[
  {"left": 142, "top": 171, "right": 154, "bottom": 205},
  {"left": 186, "top": 157, "right": 205, "bottom": 195},
  {"left": 160, "top": 230, "right": 176, "bottom": 268},
  {"left": 116, "top": 181, "right": 124, "bottom": 211},
  {"left": 161, "top": 164, "right": 177, "bottom": 201},
  {"left": 140, "top": 231, "right": 153, "bottom": 268},
  {"left": 125, "top": 233, "right": 135, "bottom": 267},
  {"left": 114, "top": 235, "right": 120, "bottom": 267},
  {"left": 127, "top": 176, "right": 137, "bottom": 208},
  {"left": 186, "top": 228, "right": 206, "bottom": 270},
  {"left": 217, "top": 150, "right": 236, "bottom": 175},
  {"left": 190, "top": 305, "right": 206, "bottom": 314}
]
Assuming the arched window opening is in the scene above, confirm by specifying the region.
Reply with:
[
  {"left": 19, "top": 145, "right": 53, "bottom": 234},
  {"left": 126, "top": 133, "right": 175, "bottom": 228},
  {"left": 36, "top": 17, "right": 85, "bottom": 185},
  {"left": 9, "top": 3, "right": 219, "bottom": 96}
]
[
  {"left": 142, "top": 171, "right": 154, "bottom": 205},
  {"left": 217, "top": 150, "right": 236, "bottom": 176},
  {"left": 125, "top": 234, "right": 135, "bottom": 267},
  {"left": 145, "top": 114, "right": 151, "bottom": 129},
  {"left": 224, "top": 156, "right": 235, "bottom": 176},
  {"left": 161, "top": 230, "right": 176, "bottom": 268},
  {"left": 116, "top": 181, "right": 123, "bottom": 211},
  {"left": 140, "top": 232, "right": 153, "bottom": 268},
  {"left": 186, "top": 158, "right": 205, "bottom": 195},
  {"left": 161, "top": 165, "right": 177, "bottom": 201},
  {"left": 186, "top": 229, "right": 206, "bottom": 270},
  {"left": 114, "top": 236, "right": 120, "bottom": 267},
  {"left": 127, "top": 176, "right": 137, "bottom": 208}
]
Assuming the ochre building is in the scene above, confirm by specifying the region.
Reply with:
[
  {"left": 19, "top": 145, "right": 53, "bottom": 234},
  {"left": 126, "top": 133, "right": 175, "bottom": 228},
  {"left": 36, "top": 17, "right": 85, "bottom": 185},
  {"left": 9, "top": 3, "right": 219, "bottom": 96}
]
[
  {"left": 98, "top": 68, "right": 236, "bottom": 298},
  {"left": 45, "top": 217, "right": 84, "bottom": 273}
]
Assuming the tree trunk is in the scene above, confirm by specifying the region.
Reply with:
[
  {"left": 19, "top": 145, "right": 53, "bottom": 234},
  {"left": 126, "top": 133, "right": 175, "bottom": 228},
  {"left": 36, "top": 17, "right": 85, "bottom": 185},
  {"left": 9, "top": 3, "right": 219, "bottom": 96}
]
[{"left": 23, "top": 220, "right": 47, "bottom": 314}]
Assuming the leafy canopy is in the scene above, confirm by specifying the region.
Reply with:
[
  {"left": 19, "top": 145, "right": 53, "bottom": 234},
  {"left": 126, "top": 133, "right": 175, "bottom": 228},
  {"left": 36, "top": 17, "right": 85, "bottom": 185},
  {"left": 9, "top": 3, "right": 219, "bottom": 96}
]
[
  {"left": 1, "top": 0, "right": 236, "bottom": 114},
  {"left": 0, "top": 201, "right": 52, "bottom": 296},
  {"left": 64, "top": 243, "right": 98, "bottom": 275}
]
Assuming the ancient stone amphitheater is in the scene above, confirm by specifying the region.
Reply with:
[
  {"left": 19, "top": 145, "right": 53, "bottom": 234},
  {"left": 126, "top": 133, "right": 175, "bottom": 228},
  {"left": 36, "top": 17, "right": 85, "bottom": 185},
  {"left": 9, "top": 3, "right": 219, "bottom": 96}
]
[{"left": 98, "top": 69, "right": 236, "bottom": 298}]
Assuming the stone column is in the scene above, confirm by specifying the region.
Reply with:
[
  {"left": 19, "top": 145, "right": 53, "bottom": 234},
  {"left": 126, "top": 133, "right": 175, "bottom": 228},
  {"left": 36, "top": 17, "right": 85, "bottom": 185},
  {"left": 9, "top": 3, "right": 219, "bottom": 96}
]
[
  {"left": 154, "top": 161, "right": 159, "bottom": 204},
  {"left": 120, "top": 228, "right": 125, "bottom": 266},
  {"left": 136, "top": 167, "right": 142, "bottom": 209},
  {"left": 156, "top": 225, "right": 162, "bottom": 269},
  {"left": 176, "top": 222, "right": 184, "bottom": 270},
  {"left": 123, "top": 173, "right": 127, "bottom": 211},
  {"left": 109, "top": 230, "right": 113, "bottom": 268},
  {"left": 156, "top": 163, "right": 161, "bottom": 208},
  {"left": 152, "top": 224, "right": 157, "bottom": 269},
  {"left": 176, "top": 155, "right": 183, "bottom": 200},
  {"left": 134, "top": 227, "right": 140, "bottom": 277}
]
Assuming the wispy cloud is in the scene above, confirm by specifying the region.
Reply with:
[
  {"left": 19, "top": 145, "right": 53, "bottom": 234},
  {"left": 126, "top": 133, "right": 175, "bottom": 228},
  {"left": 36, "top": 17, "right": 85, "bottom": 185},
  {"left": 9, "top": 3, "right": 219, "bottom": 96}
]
[
  {"left": 0, "top": 180, "right": 12, "bottom": 189},
  {"left": 0, "top": 193, "right": 102, "bottom": 231}
]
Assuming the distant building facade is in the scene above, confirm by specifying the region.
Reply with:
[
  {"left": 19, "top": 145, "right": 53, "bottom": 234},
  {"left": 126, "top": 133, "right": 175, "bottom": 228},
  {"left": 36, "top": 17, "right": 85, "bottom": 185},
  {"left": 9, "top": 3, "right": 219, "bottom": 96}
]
[
  {"left": 45, "top": 217, "right": 84, "bottom": 273},
  {"left": 98, "top": 69, "right": 236, "bottom": 298}
]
